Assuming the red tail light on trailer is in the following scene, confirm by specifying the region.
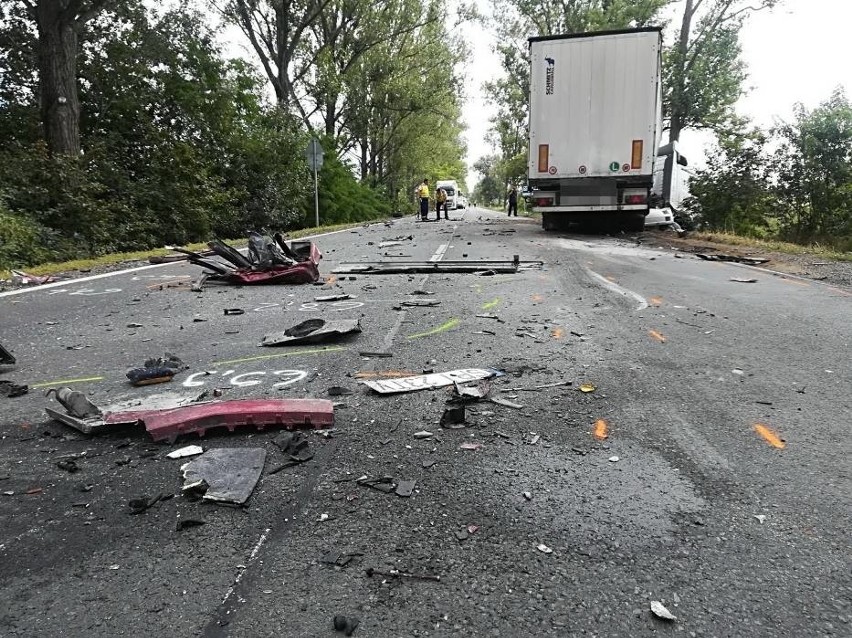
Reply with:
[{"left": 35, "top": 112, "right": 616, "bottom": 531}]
[{"left": 625, "top": 194, "right": 647, "bottom": 204}]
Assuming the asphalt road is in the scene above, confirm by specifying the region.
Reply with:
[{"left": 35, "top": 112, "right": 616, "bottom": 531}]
[{"left": 0, "top": 208, "right": 849, "bottom": 637}]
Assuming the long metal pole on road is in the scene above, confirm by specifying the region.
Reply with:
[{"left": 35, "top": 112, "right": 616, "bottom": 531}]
[{"left": 313, "top": 164, "right": 319, "bottom": 227}]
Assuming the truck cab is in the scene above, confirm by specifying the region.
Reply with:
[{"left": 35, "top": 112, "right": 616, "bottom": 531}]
[{"left": 436, "top": 180, "right": 459, "bottom": 209}]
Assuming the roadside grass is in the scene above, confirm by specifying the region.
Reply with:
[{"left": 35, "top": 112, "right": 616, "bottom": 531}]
[
  {"left": 688, "top": 231, "right": 852, "bottom": 262},
  {"left": 0, "top": 221, "right": 378, "bottom": 280}
]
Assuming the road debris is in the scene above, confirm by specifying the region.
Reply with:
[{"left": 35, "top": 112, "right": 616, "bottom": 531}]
[
  {"left": 358, "top": 351, "right": 392, "bottom": 358},
  {"left": 327, "top": 386, "right": 353, "bottom": 396},
  {"left": 697, "top": 253, "right": 769, "bottom": 265},
  {"left": 128, "top": 493, "right": 163, "bottom": 515},
  {"left": 269, "top": 431, "right": 314, "bottom": 469},
  {"left": 321, "top": 551, "right": 361, "bottom": 567},
  {"left": 536, "top": 543, "right": 553, "bottom": 554},
  {"left": 333, "top": 615, "right": 360, "bottom": 636},
  {"left": 414, "top": 430, "right": 434, "bottom": 439},
  {"left": 262, "top": 318, "right": 361, "bottom": 346},
  {"left": 179, "top": 232, "right": 320, "bottom": 287},
  {"left": 365, "top": 567, "right": 440, "bottom": 582},
  {"left": 126, "top": 353, "right": 188, "bottom": 386},
  {"left": 47, "top": 395, "right": 334, "bottom": 441},
  {"left": 167, "top": 445, "right": 204, "bottom": 459},
  {"left": 356, "top": 476, "right": 396, "bottom": 493},
  {"left": 754, "top": 514, "right": 767, "bottom": 524},
  {"left": 491, "top": 396, "right": 523, "bottom": 409},
  {"left": 333, "top": 257, "right": 539, "bottom": 275},
  {"left": 0, "top": 380, "right": 28, "bottom": 398},
  {"left": 180, "top": 448, "right": 266, "bottom": 505},
  {"left": 360, "top": 368, "right": 501, "bottom": 394},
  {"left": 650, "top": 600, "right": 677, "bottom": 621},
  {"left": 440, "top": 404, "right": 466, "bottom": 426},
  {"left": 579, "top": 383, "right": 596, "bottom": 393},
  {"left": 176, "top": 518, "right": 206, "bottom": 531},
  {"left": 459, "top": 442, "right": 483, "bottom": 451},
  {"left": 500, "top": 380, "right": 573, "bottom": 392},
  {"left": 44, "top": 387, "right": 101, "bottom": 418},
  {"left": 316, "top": 294, "right": 352, "bottom": 302},
  {"left": 0, "top": 343, "right": 14, "bottom": 365},
  {"left": 609, "top": 456, "right": 620, "bottom": 463},
  {"left": 9, "top": 269, "right": 58, "bottom": 286},
  {"left": 730, "top": 277, "right": 758, "bottom": 283},
  {"left": 224, "top": 308, "right": 245, "bottom": 315},
  {"left": 523, "top": 491, "right": 533, "bottom": 501},
  {"left": 395, "top": 480, "right": 416, "bottom": 497},
  {"left": 56, "top": 459, "right": 80, "bottom": 473},
  {"left": 400, "top": 300, "right": 440, "bottom": 307},
  {"left": 454, "top": 380, "right": 491, "bottom": 400}
]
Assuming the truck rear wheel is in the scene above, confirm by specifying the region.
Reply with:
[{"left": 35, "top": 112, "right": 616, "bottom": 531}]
[{"left": 542, "top": 212, "right": 558, "bottom": 231}]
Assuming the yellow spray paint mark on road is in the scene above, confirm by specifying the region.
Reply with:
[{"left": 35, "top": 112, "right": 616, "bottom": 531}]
[
  {"left": 481, "top": 298, "right": 501, "bottom": 310},
  {"left": 579, "top": 383, "right": 596, "bottom": 393},
  {"left": 531, "top": 294, "right": 544, "bottom": 303},
  {"left": 354, "top": 370, "right": 419, "bottom": 379},
  {"left": 648, "top": 330, "right": 667, "bottom": 343},
  {"left": 213, "top": 346, "right": 346, "bottom": 366},
  {"left": 754, "top": 423, "right": 786, "bottom": 449},
  {"left": 593, "top": 419, "right": 609, "bottom": 440},
  {"left": 551, "top": 327, "right": 565, "bottom": 339},
  {"left": 649, "top": 296, "right": 664, "bottom": 307},
  {"left": 407, "top": 318, "right": 460, "bottom": 340},
  {"left": 30, "top": 376, "right": 105, "bottom": 389}
]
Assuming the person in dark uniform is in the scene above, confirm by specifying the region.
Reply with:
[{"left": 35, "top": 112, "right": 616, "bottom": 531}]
[{"left": 507, "top": 186, "right": 518, "bottom": 217}]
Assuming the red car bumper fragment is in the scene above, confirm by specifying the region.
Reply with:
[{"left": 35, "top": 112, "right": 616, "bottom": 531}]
[
  {"left": 103, "top": 398, "right": 334, "bottom": 442},
  {"left": 225, "top": 261, "right": 320, "bottom": 285}
]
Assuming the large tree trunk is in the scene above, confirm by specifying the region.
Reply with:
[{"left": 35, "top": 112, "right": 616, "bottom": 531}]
[
  {"left": 668, "top": 0, "right": 693, "bottom": 144},
  {"left": 35, "top": 1, "right": 82, "bottom": 156}
]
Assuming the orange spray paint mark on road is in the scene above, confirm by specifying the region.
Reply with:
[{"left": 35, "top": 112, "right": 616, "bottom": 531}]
[
  {"left": 605, "top": 275, "right": 617, "bottom": 282},
  {"left": 649, "top": 296, "right": 663, "bottom": 307},
  {"left": 648, "top": 330, "right": 667, "bottom": 343},
  {"left": 325, "top": 275, "right": 337, "bottom": 285},
  {"left": 593, "top": 419, "right": 609, "bottom": 440},
  {"left": 551, "top": 327, "right": 565, "bottom": 339},
  {"left": 754, "top": 424, "right": 786, "bottom": 449},
  {"left": 531, "top": 294, "right": 544, "bottom": 302}
]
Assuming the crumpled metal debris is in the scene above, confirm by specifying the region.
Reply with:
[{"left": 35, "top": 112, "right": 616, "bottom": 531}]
[
  {"left": 181, "top": 448, "right": 266, "bottom": 505},
  {"left": 262, "top": 318, "right": 361, "bottom": 346},
  {"left": 650, "top": 600, "right": 677, "bottom": 621},
  {"left": 179, "top": 232, "right": 320, "bottom": 286},
  {"left": 0, "top": 343, "right": 15, "bottom": 365},
  {"left": 126, "top": 353, "right": 188, "bottom": 386},
  {"left": 44, "top": 387, "right": 101, "bottom": 418},
  {"left": 361, "top": 368, "right": 502, "bottom": 394},
  {"left": 0, "top": 380, "right": 28, "bottom": 398},
  {"left": 9, "top": 270, "right": 58, "bottom": 286}
]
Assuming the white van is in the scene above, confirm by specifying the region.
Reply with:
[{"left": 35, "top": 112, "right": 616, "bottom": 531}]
[{"left": 436, "top": 180, "right": 459, "bottom": 209}]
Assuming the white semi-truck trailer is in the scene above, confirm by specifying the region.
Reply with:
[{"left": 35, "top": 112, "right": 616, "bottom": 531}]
[{"left": 527, "top": 27, "right": 663, "bottom": 231}]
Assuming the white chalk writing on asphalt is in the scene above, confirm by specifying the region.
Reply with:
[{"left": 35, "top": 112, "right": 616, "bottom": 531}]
[{"left": 182, "top": 369, "right": 307, "bottom": 388}]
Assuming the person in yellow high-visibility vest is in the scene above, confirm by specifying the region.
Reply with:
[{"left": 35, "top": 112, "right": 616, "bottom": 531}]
[
  {"left": 435, "top": 187, "right": 449, "bottom": 220},
  {"left": 415, "top": 178, "right": 430, "bottom": 221}
]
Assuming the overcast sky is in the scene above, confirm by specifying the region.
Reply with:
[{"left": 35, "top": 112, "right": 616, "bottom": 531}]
[{"left": 462, "top": 0, "right": 851, "bottom": 183}]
